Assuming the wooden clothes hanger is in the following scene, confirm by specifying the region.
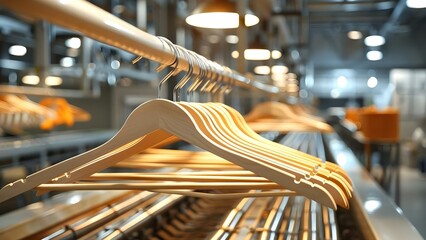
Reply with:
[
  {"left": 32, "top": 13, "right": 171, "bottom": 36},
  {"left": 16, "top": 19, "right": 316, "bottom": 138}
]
[
  {"left": 164, "top": 50, "right": 350, "bottom": 207},
  {"left": 54, "top": 89, "right": 350, "bottom": 204},
  {"left": 0, "top": 94, "right": 55, "bottom": 130},
  {"left": 188, "top": 102, "right": 351, "bottom": 203},
  {"left": 245, "top": 101, "right": 334, "bottom": 133},
  {"left": 215, "top": 103, "right": 351, "bottom": 185},
  {"left": 0, "top": 99, "right": 349, "bottom": 209},
  {"left": 0, "top": 40, "right": 351, "bottom": 210},
  {"left": 291, "top": 104, "right": 325, "bottom": 122}
]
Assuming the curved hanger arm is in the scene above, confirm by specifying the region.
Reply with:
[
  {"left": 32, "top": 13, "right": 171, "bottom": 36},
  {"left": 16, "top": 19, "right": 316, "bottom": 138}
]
[{"left": 0, "top": 99, "right": 337, "bottom": 209}]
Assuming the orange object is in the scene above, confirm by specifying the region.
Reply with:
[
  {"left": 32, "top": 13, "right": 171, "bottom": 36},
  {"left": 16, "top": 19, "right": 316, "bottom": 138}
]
[
  {"left": 359, "top": 107, "right": 399, "bottom": 141},
  {"left": 345, "top": 108, "right": 362, "bottom": 129},
  {"left": 39, "top": 98, "right": 90, "bottom": 130}
]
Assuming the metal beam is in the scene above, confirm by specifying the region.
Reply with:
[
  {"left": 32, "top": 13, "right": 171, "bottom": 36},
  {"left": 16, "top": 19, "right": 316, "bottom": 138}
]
[{"left": 308, "top": 0, "right": 396, "bottom": 12}]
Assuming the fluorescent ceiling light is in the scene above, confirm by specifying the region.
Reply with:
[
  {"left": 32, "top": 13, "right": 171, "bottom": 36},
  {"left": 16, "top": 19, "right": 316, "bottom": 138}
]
[
  {"left": 271, "top": 65, "right": 288, "bottom": 74},
  {"left": 244, "top": 35, "right": 270, "bottom": 60},
  {"left": 271, "top": 50, "right": 282, "bottom": 59},
  {"left": 225, "top": 35, "right": 239, "bottom": 44},
  {"left": 407, "top": 0, "right": 426, "bottom": 8},
  {"left": 231, "top": 50, "right": 239, "bottom": 59},
  {"left": 111, "top": 60, "right": 121, "bottom": 69},
  {"left": 254, "top": 66, "right": 270, "bottom": 75},
  {"left": 366, "top": 50, "right": 383, "bottom": 61},
  {"left": 65, "top": 37, "right": 81, "bottom": 49},
  {"left": 347, "top": 31, "right": 363, "bottom": 40},
  {"left": 364, "top": 35, "right": 385, "bottom": 47},
  {"left": 244, "top": 49, "right": 270, "bottom": 60},
  {"left": 185, "top": 0, "right": 259, "bottom": 29},
  {"left": 60, "top": 57, "right": 75, "bottom": 67},
  {"left": 45, "top": 76, "right": 63, "bottom": 86},
  {"left": 330, "top": 89, "right": 340, "bottom": 98},
  {"left": 367, "top": 76, "right": 378, "bottom": 88},
  {"left": 22, "top": 75, "right": 40, "bottom": 85},
  {"left": 9, "top": 45, "right": 27, "bottom": 56},
  {"left": 337, "top": 75, "right": 347, "bottom": 88}
]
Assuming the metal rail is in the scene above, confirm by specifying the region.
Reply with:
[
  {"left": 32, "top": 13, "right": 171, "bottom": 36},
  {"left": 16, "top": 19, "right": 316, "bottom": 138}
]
[{"left": 0, "top": 0, "right": 282, "bottom": 96}]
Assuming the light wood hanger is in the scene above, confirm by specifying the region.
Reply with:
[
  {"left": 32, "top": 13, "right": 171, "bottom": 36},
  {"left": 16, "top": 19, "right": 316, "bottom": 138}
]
[
  {"left": 0, "top": 36, "right": 351, "bottom": 210},
  {"left": 58, "top": 143, "right": 348, "bottom": 201},
  {"left": 0, "top": 94, "right": 55, "bottom": 130},
  {"left": 186, "top": 102, "right": 351, "bottom": 205},
  {"left": 0, "top": 99, "right": 344, "bottom": 209},
  {"left": 245, "top": 101, "right": 334, "bottom": 133},
  {"left": 292, "top": 104, "right": 325, "bottom": 122},
  {"left": 32, "top": 139, "right": 348, "bottom": 202},
  {"left": 211, "top": 103, "right": 352, "bottom": 187},
  {"left": 33, "top": 47, "right": 349, "bottom": 208}
]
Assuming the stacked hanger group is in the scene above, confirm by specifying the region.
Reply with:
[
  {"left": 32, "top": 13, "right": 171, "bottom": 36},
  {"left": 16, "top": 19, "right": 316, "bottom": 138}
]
[
  {"left": 0, "top": 37, "right": 352, "bottom": 210},
  {"left": 0, "top": 94, "right": 91, "bottom": 132},
  {"left": 245, "top": 101, "right": 334, "bottom": 133}
]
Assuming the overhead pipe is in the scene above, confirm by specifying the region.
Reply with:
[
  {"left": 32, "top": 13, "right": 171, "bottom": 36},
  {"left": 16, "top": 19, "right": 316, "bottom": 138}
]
[{"left": 379, "top": 0, "right": 409, "bottom": 38}]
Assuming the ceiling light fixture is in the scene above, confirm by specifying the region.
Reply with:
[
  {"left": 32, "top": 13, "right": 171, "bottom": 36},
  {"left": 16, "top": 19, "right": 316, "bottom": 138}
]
[
  {"left": 231, "top": 50, "right": 239, "bottom": 59},
  {"left": 244, "top": 49, "right": 270, "bottom": 60},
  {"left": 271, "top": 50, "right": 282, "bottom": 59},
  {"left": 364, "top": 35, "right": 385, "bottom": 47},
  {"left": 347, "top": 31, "right": 363, "bottom": 40},
  {"left": 254, "top": 66, "right": 270, "bottom": 75},
  {"left": 244, "top": 36, "right": 270, "bottom": 60},
  {"left": 111, "top": 60, "right": 121, "bottom": 69},
  {"left": 22, "top": 75, "right": 40, "bottom": 85},
  {"left": 60, "top": 57, "right": 75, "bottom": 67},
  {"left": 367, "top": 76, "right": 378, "bottom": 88},
  {"left": 185, "top": 0, "right": 259, "bottom": 29},
  {"left": 225, "top": 35, "right": 239, "bottom": 44},
  {"left": 330, "top": 89, "right": 340, "bottom": 98},
  {"left": 9, "top": 45, "right": 27, "bottom": 56},
  {"left": 271, "top": 65, "right": 288, "bottom": 74},
  {"left": 366, "top": 50, "right": 383, "bottom": 61},
  {"left": 407, "top": 0, "right": 426, "bottom": 8},
  {"left": 45, "top": 76, "right": 63, "bottom": 86},
  {"left": 65, "top": 37, "right": 81, "bottom": 49},
  {"left": 337, "top": 75, "right": 347, "bottom": 88}
]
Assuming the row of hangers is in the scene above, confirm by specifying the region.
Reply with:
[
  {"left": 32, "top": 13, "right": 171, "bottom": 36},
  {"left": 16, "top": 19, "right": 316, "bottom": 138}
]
[
  {"left": 0, "top": 94, "right": 91, "bottom": 132},
  {"left": 0, "top": 37, "right": 352, "bottom": 210},
  {"left": 245, "top": 101, "right": 333, "bottom": 133},
  {"left": 0, "top": 94, "right": 55, "bottom": 131}
]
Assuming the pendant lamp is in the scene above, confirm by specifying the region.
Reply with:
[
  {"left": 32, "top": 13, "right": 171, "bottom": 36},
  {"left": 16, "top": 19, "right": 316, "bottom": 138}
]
[
  {"left": 244, "top": 35, "right": 270, "bottom": 60},
  {"left": 185, "top": 0, "right": 259, "bottom": 29}
]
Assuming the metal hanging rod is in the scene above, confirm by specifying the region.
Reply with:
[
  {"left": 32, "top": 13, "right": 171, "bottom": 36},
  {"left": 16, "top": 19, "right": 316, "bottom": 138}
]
[{"left": 0, "top": 0, "right": 282, "bottom": 95}]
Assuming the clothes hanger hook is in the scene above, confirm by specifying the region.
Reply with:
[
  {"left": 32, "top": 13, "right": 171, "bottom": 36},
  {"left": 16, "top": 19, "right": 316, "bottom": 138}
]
[
  {"left": 211, "top": 66, "right": 226, "bottom": 102},
  {"left": 200, "top": 61, "right": 218, "bottom": 102},
  {"left": 173, "top": 46, "right": 195, "bottom": 102},
  {"left": 156, "top": 37, "right": 181, "bottom": 99},
  {"left": 216, "top": 66, "right": 234, "bottom": 103},
  {"left": 186, "top": 52, "right": 205, "bottom": 102},
  {"left": 192, "top": 55, "right": 212, "bottom": 103}
]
